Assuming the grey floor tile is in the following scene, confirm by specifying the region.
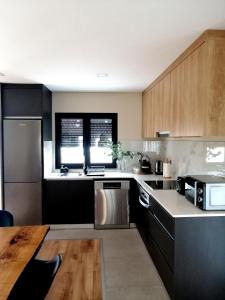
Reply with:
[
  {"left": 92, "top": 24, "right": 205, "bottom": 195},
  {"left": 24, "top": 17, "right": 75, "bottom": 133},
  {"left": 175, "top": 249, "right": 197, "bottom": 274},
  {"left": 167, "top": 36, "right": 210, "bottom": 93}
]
[
  {"left": 105, "top": 256, "right": 163, "bottom": 288},
  {"left": 107, "top": 285, "right": 170, "bottom": 300}
]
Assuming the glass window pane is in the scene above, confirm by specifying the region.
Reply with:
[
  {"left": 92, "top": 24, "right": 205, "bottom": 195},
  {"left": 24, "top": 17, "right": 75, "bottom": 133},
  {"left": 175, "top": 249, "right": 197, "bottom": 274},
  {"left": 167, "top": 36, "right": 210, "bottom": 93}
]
[
  {"left": 60, "top": 118, "right": 84, "bottom": 164},
  {"left": 90, "top": 118, "right": 113, "bottom": 164}
]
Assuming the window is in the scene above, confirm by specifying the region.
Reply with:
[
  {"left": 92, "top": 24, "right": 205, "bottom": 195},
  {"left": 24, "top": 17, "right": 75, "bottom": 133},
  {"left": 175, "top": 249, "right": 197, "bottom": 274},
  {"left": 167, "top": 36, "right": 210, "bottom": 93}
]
[{"left": 55, "top": 113, "right": 117, "bottom": 168}]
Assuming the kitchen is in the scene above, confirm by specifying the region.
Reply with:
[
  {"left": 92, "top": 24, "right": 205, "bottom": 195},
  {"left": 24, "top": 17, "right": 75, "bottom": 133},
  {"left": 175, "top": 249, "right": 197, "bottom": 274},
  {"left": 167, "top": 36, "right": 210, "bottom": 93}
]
[{"left": 1, "top": 1, "right": 225, "bottom": 300}]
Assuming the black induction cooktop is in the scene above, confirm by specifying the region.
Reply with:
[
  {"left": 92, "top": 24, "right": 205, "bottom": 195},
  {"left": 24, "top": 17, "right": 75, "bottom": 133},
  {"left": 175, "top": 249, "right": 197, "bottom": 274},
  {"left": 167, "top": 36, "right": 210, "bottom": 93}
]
[{"left": 144, "top": 180, "right": 177, "bottom": 190}]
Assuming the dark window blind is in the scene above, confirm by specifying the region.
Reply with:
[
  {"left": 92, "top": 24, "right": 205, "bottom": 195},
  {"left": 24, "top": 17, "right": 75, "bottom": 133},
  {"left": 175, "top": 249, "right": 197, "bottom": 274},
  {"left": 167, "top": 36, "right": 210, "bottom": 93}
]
[
  {"left": 90, "top": 118, "right": 112, "bottom": 147},
  {"left": 61, "top": 118, "right": 83, "bottom": 147}
]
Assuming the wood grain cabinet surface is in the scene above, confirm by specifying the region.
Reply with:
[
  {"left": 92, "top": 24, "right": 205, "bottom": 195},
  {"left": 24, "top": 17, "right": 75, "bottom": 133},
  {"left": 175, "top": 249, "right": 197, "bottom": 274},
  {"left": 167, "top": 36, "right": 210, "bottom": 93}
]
[{"left": 142, "top": 30, "right": 225, "bottom": 138}]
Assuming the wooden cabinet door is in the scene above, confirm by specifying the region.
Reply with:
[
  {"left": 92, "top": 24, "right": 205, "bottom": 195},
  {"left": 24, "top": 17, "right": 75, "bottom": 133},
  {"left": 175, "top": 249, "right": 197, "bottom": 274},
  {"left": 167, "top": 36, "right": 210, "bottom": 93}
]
[
  {"left": 157, "top": 73, "right": 172, "bottom": 134},
  {"left": 142, "top": 73, "right": 172, "bottom": 138},
  {"left": 205, "top": 39, "right": 225, "bottom": 136},
  {"left": 183, "top": 44, "right": 206, "bottom": 136},
  {"left": 171, "top": 44, "right": 207, "bottom": 137},
  {"left": 170, "top": 61, "right": 185, "bottom": 137},
  {"left": 142, "top": 89, "right": 156, "bottom": 138}
]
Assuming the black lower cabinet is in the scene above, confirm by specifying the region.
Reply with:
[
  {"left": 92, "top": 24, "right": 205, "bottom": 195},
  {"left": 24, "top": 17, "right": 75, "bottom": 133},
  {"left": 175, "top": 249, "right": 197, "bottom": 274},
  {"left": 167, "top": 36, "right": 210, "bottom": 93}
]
[
  {"left": 136, "top": 193, "right": 225, "bottom": 300},
  {"left": 43, "top": 180, "right": 94, "bottom": 224},
  {"left": 129, "top": 179, "right": 139, "bottom": 223}
]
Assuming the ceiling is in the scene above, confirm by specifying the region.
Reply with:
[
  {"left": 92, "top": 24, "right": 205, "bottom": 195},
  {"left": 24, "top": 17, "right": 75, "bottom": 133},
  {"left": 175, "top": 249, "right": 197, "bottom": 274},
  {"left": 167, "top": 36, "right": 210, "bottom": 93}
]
[{"left": 0, "top": 0, "right": 225, "bottom": 92}]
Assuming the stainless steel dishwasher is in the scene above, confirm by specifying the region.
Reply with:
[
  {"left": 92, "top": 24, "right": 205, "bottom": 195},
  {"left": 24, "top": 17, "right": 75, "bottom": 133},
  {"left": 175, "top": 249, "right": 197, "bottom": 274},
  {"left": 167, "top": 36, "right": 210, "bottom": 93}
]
[{"left": 94, "top": 180, "right": 130, "bottom": 229}]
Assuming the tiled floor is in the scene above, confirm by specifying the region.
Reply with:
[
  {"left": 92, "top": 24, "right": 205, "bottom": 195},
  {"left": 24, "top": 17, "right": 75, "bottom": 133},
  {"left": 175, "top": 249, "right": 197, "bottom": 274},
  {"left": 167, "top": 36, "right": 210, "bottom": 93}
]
[{"left": 46, "top": 228, "right": 170, "bottom": 300}]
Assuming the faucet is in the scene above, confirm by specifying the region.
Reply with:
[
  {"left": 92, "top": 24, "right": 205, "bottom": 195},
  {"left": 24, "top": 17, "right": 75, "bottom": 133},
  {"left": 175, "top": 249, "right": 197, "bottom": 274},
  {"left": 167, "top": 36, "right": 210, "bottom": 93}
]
[{"left": 83, "top": 160, "right": 87, "bottom": 175}]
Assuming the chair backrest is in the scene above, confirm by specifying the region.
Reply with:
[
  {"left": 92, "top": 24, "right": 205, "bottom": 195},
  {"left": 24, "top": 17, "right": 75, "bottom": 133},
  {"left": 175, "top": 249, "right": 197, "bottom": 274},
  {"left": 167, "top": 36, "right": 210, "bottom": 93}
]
[{"left": 0, "top": 210, "right": 14, "bottom": 226}]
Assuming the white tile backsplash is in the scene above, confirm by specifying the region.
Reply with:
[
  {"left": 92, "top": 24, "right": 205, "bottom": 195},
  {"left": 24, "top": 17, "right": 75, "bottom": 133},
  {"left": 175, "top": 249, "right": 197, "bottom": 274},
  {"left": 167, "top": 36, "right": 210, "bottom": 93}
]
[
  {"left": 119, "top": 140, "right": 225, "bottom": 177},
  {"left": 43, "top": 141, "right": 53, "bottom": 176},
  {"left": 144, "top": 140, "right": 225, "bottom": 177},
  {"left": 47, "top": 138, "right": 225, "bottom": 177}
]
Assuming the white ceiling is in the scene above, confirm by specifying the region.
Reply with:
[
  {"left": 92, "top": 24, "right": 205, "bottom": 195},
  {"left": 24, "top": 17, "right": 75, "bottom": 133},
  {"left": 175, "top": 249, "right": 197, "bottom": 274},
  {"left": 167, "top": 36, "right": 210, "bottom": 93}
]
[{"left": 0, "top": 0, "right": 225, "bottom": 92}]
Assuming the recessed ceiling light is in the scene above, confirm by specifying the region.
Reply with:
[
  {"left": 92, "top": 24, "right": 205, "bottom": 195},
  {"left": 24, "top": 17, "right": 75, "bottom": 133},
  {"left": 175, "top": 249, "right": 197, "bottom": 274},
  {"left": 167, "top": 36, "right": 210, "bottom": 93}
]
[
  {"left": 0, "top": 72, "right": 5, "bottom": 76},
  {"left": 96, "top": 73, "right": 108, "bottom": 78}
]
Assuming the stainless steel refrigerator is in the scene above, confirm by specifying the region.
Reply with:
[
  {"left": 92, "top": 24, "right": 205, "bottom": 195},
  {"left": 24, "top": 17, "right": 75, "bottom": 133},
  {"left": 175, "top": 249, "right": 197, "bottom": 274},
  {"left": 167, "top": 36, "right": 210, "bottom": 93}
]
[{"left": 3, "top": 119, "right": 42, "bottom": 225}]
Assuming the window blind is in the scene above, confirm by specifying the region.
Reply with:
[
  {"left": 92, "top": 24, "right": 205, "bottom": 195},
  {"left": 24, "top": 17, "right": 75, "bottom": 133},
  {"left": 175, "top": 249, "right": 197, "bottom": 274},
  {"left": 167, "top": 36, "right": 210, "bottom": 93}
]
[
  {"left": 61, "top": 118, "right": 83, "bottom": 147},
  {"left": 90, "top": 118, "right": 112, "bottom": 147}
]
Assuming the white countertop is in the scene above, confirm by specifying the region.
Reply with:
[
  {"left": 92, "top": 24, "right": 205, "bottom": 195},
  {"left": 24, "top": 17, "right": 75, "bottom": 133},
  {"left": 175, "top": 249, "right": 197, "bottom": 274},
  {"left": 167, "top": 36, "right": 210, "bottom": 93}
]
[
  {"left": 45, "top": 171, "right": 225, "bottom": 218},
  {"left": 44, "top": 171, "right": 164, "bottom": 181},
  {"left": 136, "top": 177, "right": 225, "bottom": 218}
]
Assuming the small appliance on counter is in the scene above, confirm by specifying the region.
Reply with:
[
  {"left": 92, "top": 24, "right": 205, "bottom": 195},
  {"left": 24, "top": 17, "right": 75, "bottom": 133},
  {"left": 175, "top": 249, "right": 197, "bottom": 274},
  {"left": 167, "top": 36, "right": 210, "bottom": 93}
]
[
  {"left": 163, "top": 159, "right": 171, "bottom": 178},
  {"left": 183, "top": 175, "right": 225, "bottom": 210},
  {"left": 60, "top": 165, "right": 69, "bottom": 174},
  {"left": 176, "top": 176, "right": 186, "bottom": 195},
  {"left": 155, "top": 160, "right": 163, "bottom": 175},
  {"left": 86, "top": 166, "right": 105, "bottom": 176},
  {"left": 140, "top": 155, "right": 152, "bottom": 174}
]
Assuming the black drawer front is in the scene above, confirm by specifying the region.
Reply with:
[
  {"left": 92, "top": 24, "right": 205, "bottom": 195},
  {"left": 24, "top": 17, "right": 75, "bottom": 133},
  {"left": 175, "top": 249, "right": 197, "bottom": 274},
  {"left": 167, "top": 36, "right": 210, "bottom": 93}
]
[
  {"left": 149, "top": 195, "right": 175, "bottom": 238},
  {"left": 148, "top": 236, "right": 174, "bottom": 299},
  {"left": 148, "top": 209, "right": 174, "bottom": 270}
]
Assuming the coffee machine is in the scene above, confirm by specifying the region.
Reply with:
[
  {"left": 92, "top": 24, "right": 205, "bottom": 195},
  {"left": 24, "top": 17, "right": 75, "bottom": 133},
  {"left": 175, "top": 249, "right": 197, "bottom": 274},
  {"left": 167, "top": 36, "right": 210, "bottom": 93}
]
[{"left": 140, "top": 155, "right": 152, "bottom": 174}]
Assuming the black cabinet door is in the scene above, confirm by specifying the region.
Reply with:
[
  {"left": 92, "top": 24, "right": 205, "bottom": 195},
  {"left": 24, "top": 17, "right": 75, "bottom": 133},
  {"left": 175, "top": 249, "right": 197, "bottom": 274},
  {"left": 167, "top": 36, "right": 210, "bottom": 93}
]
[
  {"left": 135, "top": 195, "right": 174, "bottom": 299},
  {"left": 129, "top": 179, "right": 139, "bottom": 223},
  {"left": 2, "top": 84, "right": 43, "bottom": 117},
  {"left": 135, "top": 197, "right": 151, "bottom": 244},
  {"left": 147, "top": 208, "right": 174, "bottom": 269},
  {"left": 42, "top": 86, "right": 52, "bottom": 141},
  {"left": 43, "top": 180, "right": 94, "bottom": 224}
]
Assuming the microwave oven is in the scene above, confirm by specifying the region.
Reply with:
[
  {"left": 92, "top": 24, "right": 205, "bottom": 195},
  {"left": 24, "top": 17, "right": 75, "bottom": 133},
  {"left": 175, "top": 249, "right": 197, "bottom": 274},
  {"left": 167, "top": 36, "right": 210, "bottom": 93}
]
[{"left": 184, "top": 175, "right": 225, "bottom": 210}]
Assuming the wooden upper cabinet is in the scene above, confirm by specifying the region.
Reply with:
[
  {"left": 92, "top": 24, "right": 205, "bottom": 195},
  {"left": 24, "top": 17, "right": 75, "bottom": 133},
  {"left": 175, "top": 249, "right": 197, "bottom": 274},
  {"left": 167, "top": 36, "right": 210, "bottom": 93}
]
[
  {"left": 142, "top": 73, "right": 172, "bottom": 137},
  {"left": 170, "top": 60, "right": 185, "bottom": 137},
  {"left": 142, "top": 89, "right": 155, "bottom": 138},
  {"left": 142, "top": 30, "right": 225, "bottom": 138},
  {"left": 157, "top": 73, "right": 172, "bottom": 134},
  {"left": 171, "top": 43, "right": 207, "bottom": 137},
  {"left": 204, "top": 39, "right": 225, "bottom": 136}
]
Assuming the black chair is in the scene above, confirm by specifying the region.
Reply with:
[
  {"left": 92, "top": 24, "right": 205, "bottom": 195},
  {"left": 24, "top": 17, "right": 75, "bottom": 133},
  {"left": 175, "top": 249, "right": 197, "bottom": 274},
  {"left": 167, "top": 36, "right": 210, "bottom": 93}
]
[
  {"left": 8, "top": 254, "right": 62, "bottom": 300},
  {"left": 0, "top": 210, "right": 14, "bottom": 226}
]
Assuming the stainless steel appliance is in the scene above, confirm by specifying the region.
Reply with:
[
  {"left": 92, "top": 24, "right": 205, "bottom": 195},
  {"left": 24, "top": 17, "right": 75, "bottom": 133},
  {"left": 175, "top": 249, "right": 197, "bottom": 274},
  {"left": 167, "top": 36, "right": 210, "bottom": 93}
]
[
  {"left": 176, "top": 176, "right": 186, "bottom": 195},
  {"left": 155, "top": 160, "right": 163, "bottom": 175},
  {"left": 94, "top": 180, "right": 130, "bottom": 229},
  {"left": 140, "top": 155, "right": 152, "bottom": 174},
  {"left": 185, "top": 175, "right": 225, "bottom": 210},
  {"left": 3, "top": 119, "right": 42, "bottom": 225}
]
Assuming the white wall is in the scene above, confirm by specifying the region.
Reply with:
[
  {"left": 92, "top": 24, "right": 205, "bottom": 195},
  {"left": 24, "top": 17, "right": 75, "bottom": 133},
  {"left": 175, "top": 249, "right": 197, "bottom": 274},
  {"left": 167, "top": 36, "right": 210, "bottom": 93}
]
[{"left": 52, "top": 92, "right": 142, "bottom": 140}]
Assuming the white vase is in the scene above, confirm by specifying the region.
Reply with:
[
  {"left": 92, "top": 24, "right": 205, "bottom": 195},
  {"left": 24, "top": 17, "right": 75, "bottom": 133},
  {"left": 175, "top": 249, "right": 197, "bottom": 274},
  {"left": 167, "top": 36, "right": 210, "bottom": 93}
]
[{"left": 117, "top": 159, "right": 126, "bottom": 171}]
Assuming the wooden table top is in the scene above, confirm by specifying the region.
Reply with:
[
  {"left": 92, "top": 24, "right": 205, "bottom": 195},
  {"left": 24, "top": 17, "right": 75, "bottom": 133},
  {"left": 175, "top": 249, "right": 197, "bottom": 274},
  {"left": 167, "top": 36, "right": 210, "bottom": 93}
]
[
  {"left": 0, "top": 225, "right": 49, "bottom": 300},
  {"left": 37, "top": 239, "right": 103, "bottom": 300}
]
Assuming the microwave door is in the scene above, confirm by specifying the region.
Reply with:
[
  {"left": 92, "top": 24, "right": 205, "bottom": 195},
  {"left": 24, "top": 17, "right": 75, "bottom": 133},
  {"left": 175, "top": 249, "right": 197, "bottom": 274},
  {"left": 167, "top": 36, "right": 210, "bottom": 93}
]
[{"left": 205, "top": 184, "right": 225, "bottom": 210}]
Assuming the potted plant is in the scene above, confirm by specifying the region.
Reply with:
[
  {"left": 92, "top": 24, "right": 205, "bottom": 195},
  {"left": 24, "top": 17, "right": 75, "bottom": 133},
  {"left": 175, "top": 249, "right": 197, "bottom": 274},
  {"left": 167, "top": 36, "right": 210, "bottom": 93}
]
[{"left": 104, "top": 141, "right": 135, "bottom": 170}]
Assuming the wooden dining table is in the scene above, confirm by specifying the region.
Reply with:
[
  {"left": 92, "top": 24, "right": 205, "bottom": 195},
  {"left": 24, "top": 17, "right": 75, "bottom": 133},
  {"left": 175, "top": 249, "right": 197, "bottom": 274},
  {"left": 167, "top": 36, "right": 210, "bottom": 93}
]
[
  {"left": 0, "top": 225, "right": 49, "bottom": 300},
  {"left": 37, "top": 239, "right": 103, "bottom": 300}
]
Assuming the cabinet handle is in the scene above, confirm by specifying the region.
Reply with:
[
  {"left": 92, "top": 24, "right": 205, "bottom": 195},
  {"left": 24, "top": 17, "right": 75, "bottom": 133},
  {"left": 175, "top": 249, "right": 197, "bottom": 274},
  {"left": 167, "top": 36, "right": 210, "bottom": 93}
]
[
  {"left": 139, "top": 197, "right": 149, "bottom": 209},
  {"left": 156, "top": 131, "right": 170, "bottom": 138},
  {"left": 153, "top": 213, "right": 174, "bottom": 240}
]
